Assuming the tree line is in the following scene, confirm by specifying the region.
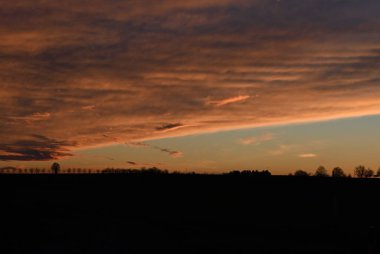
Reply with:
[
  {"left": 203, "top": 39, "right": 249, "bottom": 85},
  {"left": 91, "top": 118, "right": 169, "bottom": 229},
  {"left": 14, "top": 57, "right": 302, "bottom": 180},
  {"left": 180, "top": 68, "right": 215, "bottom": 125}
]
[
  {"left": 1, "top": 163, "right": 380, "bottom": 178},
  {"left": 292, "top": 165, "right": 380, "bottom": 178}
]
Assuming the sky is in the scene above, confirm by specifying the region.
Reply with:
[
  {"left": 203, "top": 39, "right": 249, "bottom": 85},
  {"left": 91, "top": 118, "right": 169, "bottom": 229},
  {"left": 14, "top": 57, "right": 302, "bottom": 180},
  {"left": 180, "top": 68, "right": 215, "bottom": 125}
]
[{"left": 1, "top": 0, "right": 380, "bottom": 174}]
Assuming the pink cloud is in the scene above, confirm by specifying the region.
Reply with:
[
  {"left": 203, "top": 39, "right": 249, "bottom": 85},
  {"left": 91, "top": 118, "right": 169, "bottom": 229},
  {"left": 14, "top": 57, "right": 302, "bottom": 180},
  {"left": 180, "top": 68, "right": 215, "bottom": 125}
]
[{"left": 298, "top": 153, "right": 318, "bottom": 158}]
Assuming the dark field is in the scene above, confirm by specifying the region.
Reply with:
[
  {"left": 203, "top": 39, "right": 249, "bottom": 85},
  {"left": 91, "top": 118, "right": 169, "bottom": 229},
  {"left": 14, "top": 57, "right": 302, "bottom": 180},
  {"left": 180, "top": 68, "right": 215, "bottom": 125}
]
[{"left": 1, "top": 175, "right": 379, "bottom": 253}]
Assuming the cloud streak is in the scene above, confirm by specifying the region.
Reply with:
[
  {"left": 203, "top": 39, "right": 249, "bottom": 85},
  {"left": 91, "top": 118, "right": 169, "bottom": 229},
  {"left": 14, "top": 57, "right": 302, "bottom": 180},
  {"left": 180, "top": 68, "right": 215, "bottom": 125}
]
[
  {"left": 207, "top": 95, "right": 250, "bottom": 107},
  {"left": 298, "top": 154, "right": 318, "bottom": 158},
  {"left": 153, "top": 147, "right": 184, "bottom": 158},
  {"left": 155, "top": 123, "right": 184, "bottom": 132},
  {"left": 126, "top": 142, "right": 183, "bottom": 158},
  {"left": 1, "top": 0, "right": 380, "bottom": 161},
  {"left": 239, "top": 133, "right": 274, "bottom": 145}
]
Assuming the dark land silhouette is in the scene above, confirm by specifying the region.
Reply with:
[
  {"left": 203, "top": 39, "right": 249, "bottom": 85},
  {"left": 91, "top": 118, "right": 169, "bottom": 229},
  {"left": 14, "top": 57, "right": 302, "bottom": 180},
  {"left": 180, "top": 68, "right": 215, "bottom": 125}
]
[{"left": 1, "top": 170, "right": 380, "bottom": 253}]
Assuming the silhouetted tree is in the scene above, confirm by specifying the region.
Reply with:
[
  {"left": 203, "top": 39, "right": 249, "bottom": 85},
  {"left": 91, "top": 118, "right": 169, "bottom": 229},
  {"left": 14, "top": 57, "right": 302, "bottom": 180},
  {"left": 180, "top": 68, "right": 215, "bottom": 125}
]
[
  {"left": 365, "top": 168, "right": 374, "bottom": 178},
  {"left": 314, "top": 166, "right": 328, "bottom": 177},
  {"left": 354, "top": 165, "right": 373, "bottom": 178},
  {"left": 51, "top": 162, "right": 60, "bottom": 174},
  {"left": 332, "top": 167, "right": 346, "bottom": 177},
  {"left": 355, "top": 165, "right": 366, "bottom": 178},
  {"left": 261, "top": 170, "right": 272, "bottom": 176},
  {"left": 294, "top": 170, "right": 309, "bottom": 177},
  {"left": 376, "top": 168, "right": 380, "bottom": 177}
]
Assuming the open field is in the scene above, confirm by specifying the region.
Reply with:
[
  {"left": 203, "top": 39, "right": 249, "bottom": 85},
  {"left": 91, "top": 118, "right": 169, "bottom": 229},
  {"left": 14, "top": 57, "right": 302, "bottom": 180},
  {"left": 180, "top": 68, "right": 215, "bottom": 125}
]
[{"left": 1, "top": 175, "right": 379, "bottom": 253}]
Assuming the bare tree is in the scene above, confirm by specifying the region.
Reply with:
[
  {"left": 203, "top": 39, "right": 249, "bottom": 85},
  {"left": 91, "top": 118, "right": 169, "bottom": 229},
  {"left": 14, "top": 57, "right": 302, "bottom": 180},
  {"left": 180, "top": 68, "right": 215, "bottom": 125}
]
[
  {"left": 354, "top": 165, "right": 373, "bottom": 178},
  {"left": 355, "top": 165, "right": 366, "bottom": 178}
]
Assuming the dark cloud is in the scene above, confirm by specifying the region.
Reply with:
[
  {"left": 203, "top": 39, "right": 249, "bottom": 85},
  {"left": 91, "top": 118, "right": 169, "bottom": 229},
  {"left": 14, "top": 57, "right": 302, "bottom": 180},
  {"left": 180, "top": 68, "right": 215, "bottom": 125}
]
[
  {"left": 1, "top": 0, "right": 380, "bottom": 161},
  {"left": 126, "top": 142, "right": 150, "bottom": 148},
  {"left": 0, "top": 135, "right": 74, "bottom": 161},
  {"left": 126, "top": 141, "right": 183, "bottom": 158},
  {"left": 153, "top": 146, "right": 184, "bottom": 158},
  {"left": 155, "top": 123, "right": 183, "bottom": 131}
]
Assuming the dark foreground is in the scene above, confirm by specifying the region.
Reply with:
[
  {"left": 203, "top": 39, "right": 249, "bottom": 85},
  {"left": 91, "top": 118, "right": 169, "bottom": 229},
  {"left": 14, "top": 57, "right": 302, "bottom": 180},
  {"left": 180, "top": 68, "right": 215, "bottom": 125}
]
[{"left": 1, "top": 175, "right": 379, "bottom": 253}]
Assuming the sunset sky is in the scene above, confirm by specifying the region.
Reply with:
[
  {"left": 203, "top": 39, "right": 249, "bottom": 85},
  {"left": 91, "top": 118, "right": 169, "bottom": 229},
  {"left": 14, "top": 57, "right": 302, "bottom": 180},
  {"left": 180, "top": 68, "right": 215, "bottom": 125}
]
[{"left": 1, "top": 0, "right": 380, "bottom": 174}]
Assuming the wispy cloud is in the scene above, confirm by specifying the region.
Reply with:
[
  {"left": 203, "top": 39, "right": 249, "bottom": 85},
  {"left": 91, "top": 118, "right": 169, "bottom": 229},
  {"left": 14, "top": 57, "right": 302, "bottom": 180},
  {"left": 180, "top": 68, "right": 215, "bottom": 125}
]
[
  {"left": 268, "top": 144, "right": 294, "bottom": 156},
  {"left": 153, "top": 146, "right": 184, "bottom": 158},
  {"left": 126, "top": 142, "right": 150, "bottom": 148},
  {"left": 298, "top": 153, "right": 318, "bottom": 158},
  {"left": 126, "top": 160, "right": 166, "bottom": 167},
  {"left": 10, "top": 112, "right": 51, "bottom": 122},
  {"left": 155, "top": 123, "right": 184, "bottom": 132},
  {"left": 81, "top": 105, "right": 96, "bottom": 111},
  {"left": 239, "top": 133, "right": 274, "bottom": 145},
  {"left": 127, "top": 141, "right": 183, "bottom": 158},
  {"left": 206, "top": 95, "right": 250, "bottom": 107}
]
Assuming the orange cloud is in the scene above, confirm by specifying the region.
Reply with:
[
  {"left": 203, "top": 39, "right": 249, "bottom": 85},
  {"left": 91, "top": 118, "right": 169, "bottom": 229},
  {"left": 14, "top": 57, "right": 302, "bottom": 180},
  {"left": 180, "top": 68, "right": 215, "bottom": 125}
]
[
  {"left": 10, "top": 112, "right": 51, "bottom": 122},
  {"left": 1, "top": 0, "right": 380, "bottom": 161},
  {"left": 206, "top": 95, "right": 250, "bottom": 107}
]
